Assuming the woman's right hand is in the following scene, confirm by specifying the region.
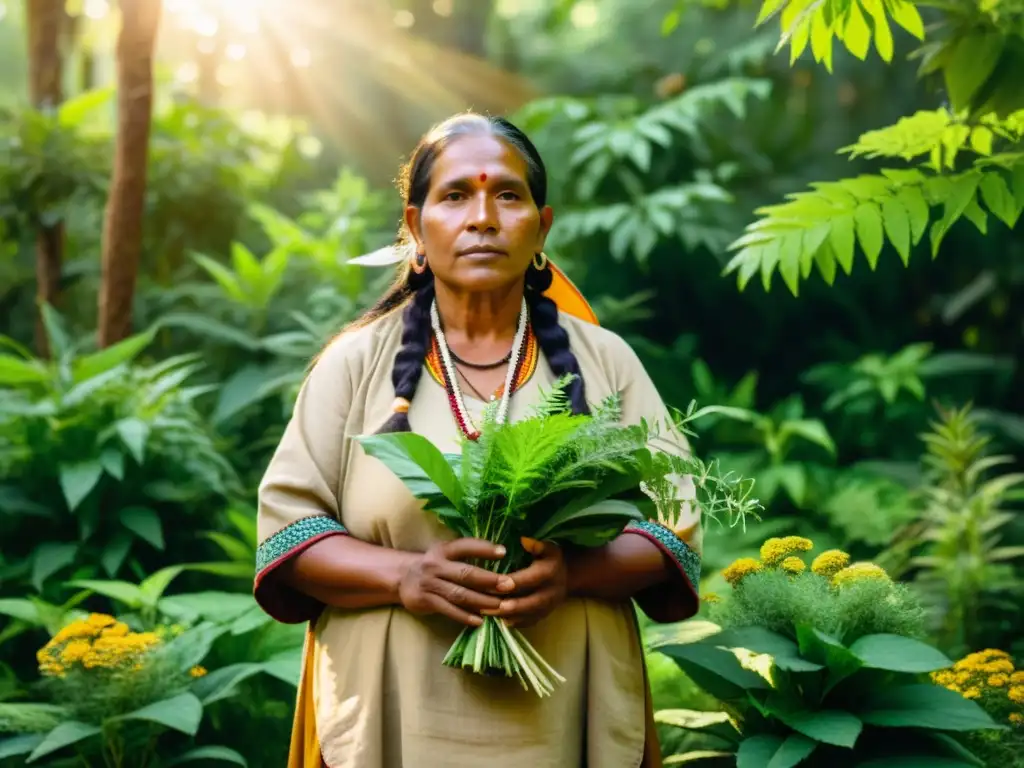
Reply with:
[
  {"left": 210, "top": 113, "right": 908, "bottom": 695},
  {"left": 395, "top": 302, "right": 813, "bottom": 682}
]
[{"left": 398, "top": 539, "right": 515, "bottom": 627}]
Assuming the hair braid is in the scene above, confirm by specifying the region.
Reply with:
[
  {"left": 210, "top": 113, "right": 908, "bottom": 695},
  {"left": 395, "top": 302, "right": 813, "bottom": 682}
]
[
  {"left": 525, "top": 264, "right": 589, "bottom": 415},
  {"left": 374, "top": 270, "right": 435, "bottom": 434}
]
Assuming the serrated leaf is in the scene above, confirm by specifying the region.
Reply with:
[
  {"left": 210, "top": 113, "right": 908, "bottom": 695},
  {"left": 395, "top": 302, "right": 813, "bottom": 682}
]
[
  {"left": 854, "top": 203, "right": 884, "bottom": 268},
  {"left": 829, "top": 214, "right": 856, "bottom": 273},
  {"left": 897, "top": 185, "right": 930, "bottom": 244},
  {"left": 881, "top": 197, "right": 911, "bottom": 265}
]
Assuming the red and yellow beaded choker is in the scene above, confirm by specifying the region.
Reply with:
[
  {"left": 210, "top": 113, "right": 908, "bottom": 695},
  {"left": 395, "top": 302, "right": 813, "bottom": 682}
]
[{"left": 427, "top": 298, "right": 538, "bottom": 440}]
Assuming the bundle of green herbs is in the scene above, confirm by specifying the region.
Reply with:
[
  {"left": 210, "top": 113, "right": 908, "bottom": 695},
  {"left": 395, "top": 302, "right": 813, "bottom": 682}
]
[{"left": 357, "top": 377, "right": 759, "bottom": 697}]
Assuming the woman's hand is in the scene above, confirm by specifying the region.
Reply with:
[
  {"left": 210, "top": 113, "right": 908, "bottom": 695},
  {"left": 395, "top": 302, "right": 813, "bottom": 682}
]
[
  {"left": 485, "top": 538, "right": 569, "bottom": 628},
  {"left": 398, "top": 538, "right": 515, "bottom": 627}
]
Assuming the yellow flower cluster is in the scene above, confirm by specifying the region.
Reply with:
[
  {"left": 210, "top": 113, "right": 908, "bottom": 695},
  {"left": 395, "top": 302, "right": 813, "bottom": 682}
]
[
  {"left": 37, "top": 613, "right": 161, "bottom": 678},
  {"left": 932, "top": 649, "right": 1024, "bottom": 726},
  {"left": 719, "top": 538, "right": 894, "bottom": 594},
  {"left": 722, "top": 558, "right": 761, "bottom": 586},
  {"left": 831, "top": 562, "right": 890, "bottom": 587},
  {"left": 780, "top": 557, "right": 806, "bottom": 575},
  {"left": 760, "top": 536, "right": 813, "bottom": 567},
  {"left": 811, "top": 550, "right": 850, "bottom": 578}
]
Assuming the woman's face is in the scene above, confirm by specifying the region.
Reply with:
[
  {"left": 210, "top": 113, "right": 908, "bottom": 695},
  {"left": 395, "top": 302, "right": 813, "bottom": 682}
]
[{"left": 406, "top": 133, "right": 553, "bottom": 294}]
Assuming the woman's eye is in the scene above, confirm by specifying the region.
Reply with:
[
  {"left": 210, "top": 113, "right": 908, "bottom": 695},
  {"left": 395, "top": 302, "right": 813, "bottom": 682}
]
[
  {"left": 444, "top": 191, "right": 464, "bottom": 201},
  {"left": 498, "top": 191, "right": 520, "bottom": 201}
]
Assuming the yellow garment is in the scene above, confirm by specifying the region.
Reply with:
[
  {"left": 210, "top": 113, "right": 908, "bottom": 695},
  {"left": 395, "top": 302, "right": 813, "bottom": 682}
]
[{"left": 261, "top": 311, "right": 699, "bottom": 767}]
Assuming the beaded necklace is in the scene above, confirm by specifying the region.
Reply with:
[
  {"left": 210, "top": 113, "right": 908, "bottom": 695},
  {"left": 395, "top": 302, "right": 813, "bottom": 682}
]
[{"left": 429, "top": 298, "right": 529, "bottom": 440}]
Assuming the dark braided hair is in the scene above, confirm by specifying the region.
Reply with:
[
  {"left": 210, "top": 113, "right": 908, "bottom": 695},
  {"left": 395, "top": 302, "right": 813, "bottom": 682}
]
[{"left": 356, "top": 112, "right": 588, "bottom": 433}]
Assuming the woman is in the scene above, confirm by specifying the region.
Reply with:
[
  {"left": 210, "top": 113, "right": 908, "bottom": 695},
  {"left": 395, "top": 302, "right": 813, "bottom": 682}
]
[{"left": 254, "top": 113, "right": 702, "bottom": 768}]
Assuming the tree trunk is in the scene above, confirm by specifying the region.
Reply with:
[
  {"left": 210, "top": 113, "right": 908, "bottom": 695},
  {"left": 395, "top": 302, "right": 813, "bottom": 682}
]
[
  {"left": 97, "top": 0, "right": 162, "bottom": 348},
  {"left": 25, "top": 0, "right": 66, "bottom": 358}
]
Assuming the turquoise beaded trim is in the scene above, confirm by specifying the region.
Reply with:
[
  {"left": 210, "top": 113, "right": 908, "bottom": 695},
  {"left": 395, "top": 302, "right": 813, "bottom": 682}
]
[
  {"left": 256, "top": 515, "right": 347, "bottom": 575},
  {"left": 625, "top": 520, "right": 701, "bottom": 590}
]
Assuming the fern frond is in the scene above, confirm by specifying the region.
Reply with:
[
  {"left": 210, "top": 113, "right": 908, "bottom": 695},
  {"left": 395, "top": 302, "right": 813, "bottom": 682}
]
[
  {"left": 756, "top": 0, "right": 925, "bottom": 71},
  {"left": 724, "top": 161, "right": 1024, "bottom": 296}
]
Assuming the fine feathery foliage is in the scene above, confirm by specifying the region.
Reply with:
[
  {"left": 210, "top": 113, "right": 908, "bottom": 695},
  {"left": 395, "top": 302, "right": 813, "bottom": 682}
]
[
  {"left": 357, "top": 376, "right": 760, "bottom": 697},
  {"left": 723, "top": 112, "right": 1024, "bottom": 295}
]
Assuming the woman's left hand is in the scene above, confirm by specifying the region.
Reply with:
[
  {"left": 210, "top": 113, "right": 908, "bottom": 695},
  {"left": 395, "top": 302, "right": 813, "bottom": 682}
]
[{"left": 484, "top": 537, "right": 568, "bottom": 628}]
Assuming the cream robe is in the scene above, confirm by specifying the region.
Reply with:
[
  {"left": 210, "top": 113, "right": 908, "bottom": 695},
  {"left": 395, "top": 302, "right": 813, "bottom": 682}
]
[{"left": 255, "top": 310, "right": 702, "bottom": 768}]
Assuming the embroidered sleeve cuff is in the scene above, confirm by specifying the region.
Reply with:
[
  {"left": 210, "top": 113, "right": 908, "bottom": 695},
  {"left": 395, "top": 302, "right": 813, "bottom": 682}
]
[
  {"left": 623, "top": 520, "right": 700, "bottom": 623},
  {"left": 254, "top": 515, "right": 348, "bottom": 624}
]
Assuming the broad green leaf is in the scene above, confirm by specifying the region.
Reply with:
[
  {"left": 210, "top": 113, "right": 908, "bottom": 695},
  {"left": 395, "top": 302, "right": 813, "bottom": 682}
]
[
  {"left": 357, "top": 432, "right": 463, "bottom": 508},
  {"left": 706, "top": 626, "right": 823, "bottom": 672},
  {"left": 116, "top": 417, "right": 150, "bottom": 465},
  {"left": 140, "top": 565, "right": 185, "bottom": 603},
  {"left": 858, "top": 684, "right": 1003, "bottom": 731},
  {"left": 192, "top": 663, "right": 264, "bottom": 705},
  {"left": 779, "top": 419, "right": 836, "bottom": 455},
  {"left": 854, "top": 203, "right": 884, "bottom": 268},
  {"left": 534, "top": 499, "right": 645, "bottom": 540},
  {"left": 810, "top": 12, "right": 833, "bottom": 72},
  {"left": 737, "top": 735, "right": 784, "bottom": 768},
  {"left": 65, "top": 579, "right": 143, "bottom": 607},
  {"left": 962, "top": 197, "right": 988, "bottom": 234},
  {"left": 31, "top": 543, "right": 78, "bottom": 591},
  {"left": 773, "top": 708, "right": 862, "bottom": 748},
  {"left": 119, "top": 506, "right": 165, "bottom": 550},
  {"left": 929, "top": 173, "right": 981, "bottom": 256},
  {"left": 888, "top": 0, "right": 924, "bottom": 39},
  {"left": 0, "top": 355, "right": 49, "bottom": 385},
  {"left": 814, "top": 243, "right": 837, "bottom": 285},
  {"left": 166, "top": 746, "right": 248, "bottom": 766},
  {"left": 858, "top": 759, "right": 981, "bottom": 768},
  {"left": 59, "top": 460, "right": 103, "bottom": 511},
  {"left": 0, "top": 598, "right": 39, "bottom": 623},
  {"left": 191, "top": 253, "right": 246, "bottom": 303},
  {"left": 659, "top": 643, "right": 771, "bottom": 700},
  {"left": 26, "top": 722, "right": 101, "bottom": 762},
  {"left": 970, "top": 126, "right": 993, "bottom": 156},
  {"left": 114, "top": 692, "right": 203, "bottom": 736},
  {"left": 979, "top": 173, "right": 1018, "bottom": 227},
  {"left": 944, "top": 34, "right": 1004, "bottom": 112},
  {"left": 100, "top": 447, "right": 124, "bottom": 481},
  {"left": 664, "top": 751, "right": 734, "bottom": 765},
  {"left": 795, "top": 625, "right": 863, "bottom": 693},
  {"left": 654, "top": 709, "right": 738, "bottom": 743},
  {"left": 769, "top": 735, "right": 818, "bottom": 768},
  {"left": 72, "top": 330, "right": 154, "bottom": 382},
  {"left": 0, "top": 734, "right": 45, "bottom": 759},
  {"left": 881, "top": 198, "right": 911, "bottom": 265},
  {"left": 100, "top": 532, "right": 132, "bottom": 577}
]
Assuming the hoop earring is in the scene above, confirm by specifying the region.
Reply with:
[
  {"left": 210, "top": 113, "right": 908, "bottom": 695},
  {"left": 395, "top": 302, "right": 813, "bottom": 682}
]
[
  {"left": 532, "top": 252, "right": 548, "bottom": 271},
  {"left": 411, "top": 252, "right": 427, "bottom": 275}
]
